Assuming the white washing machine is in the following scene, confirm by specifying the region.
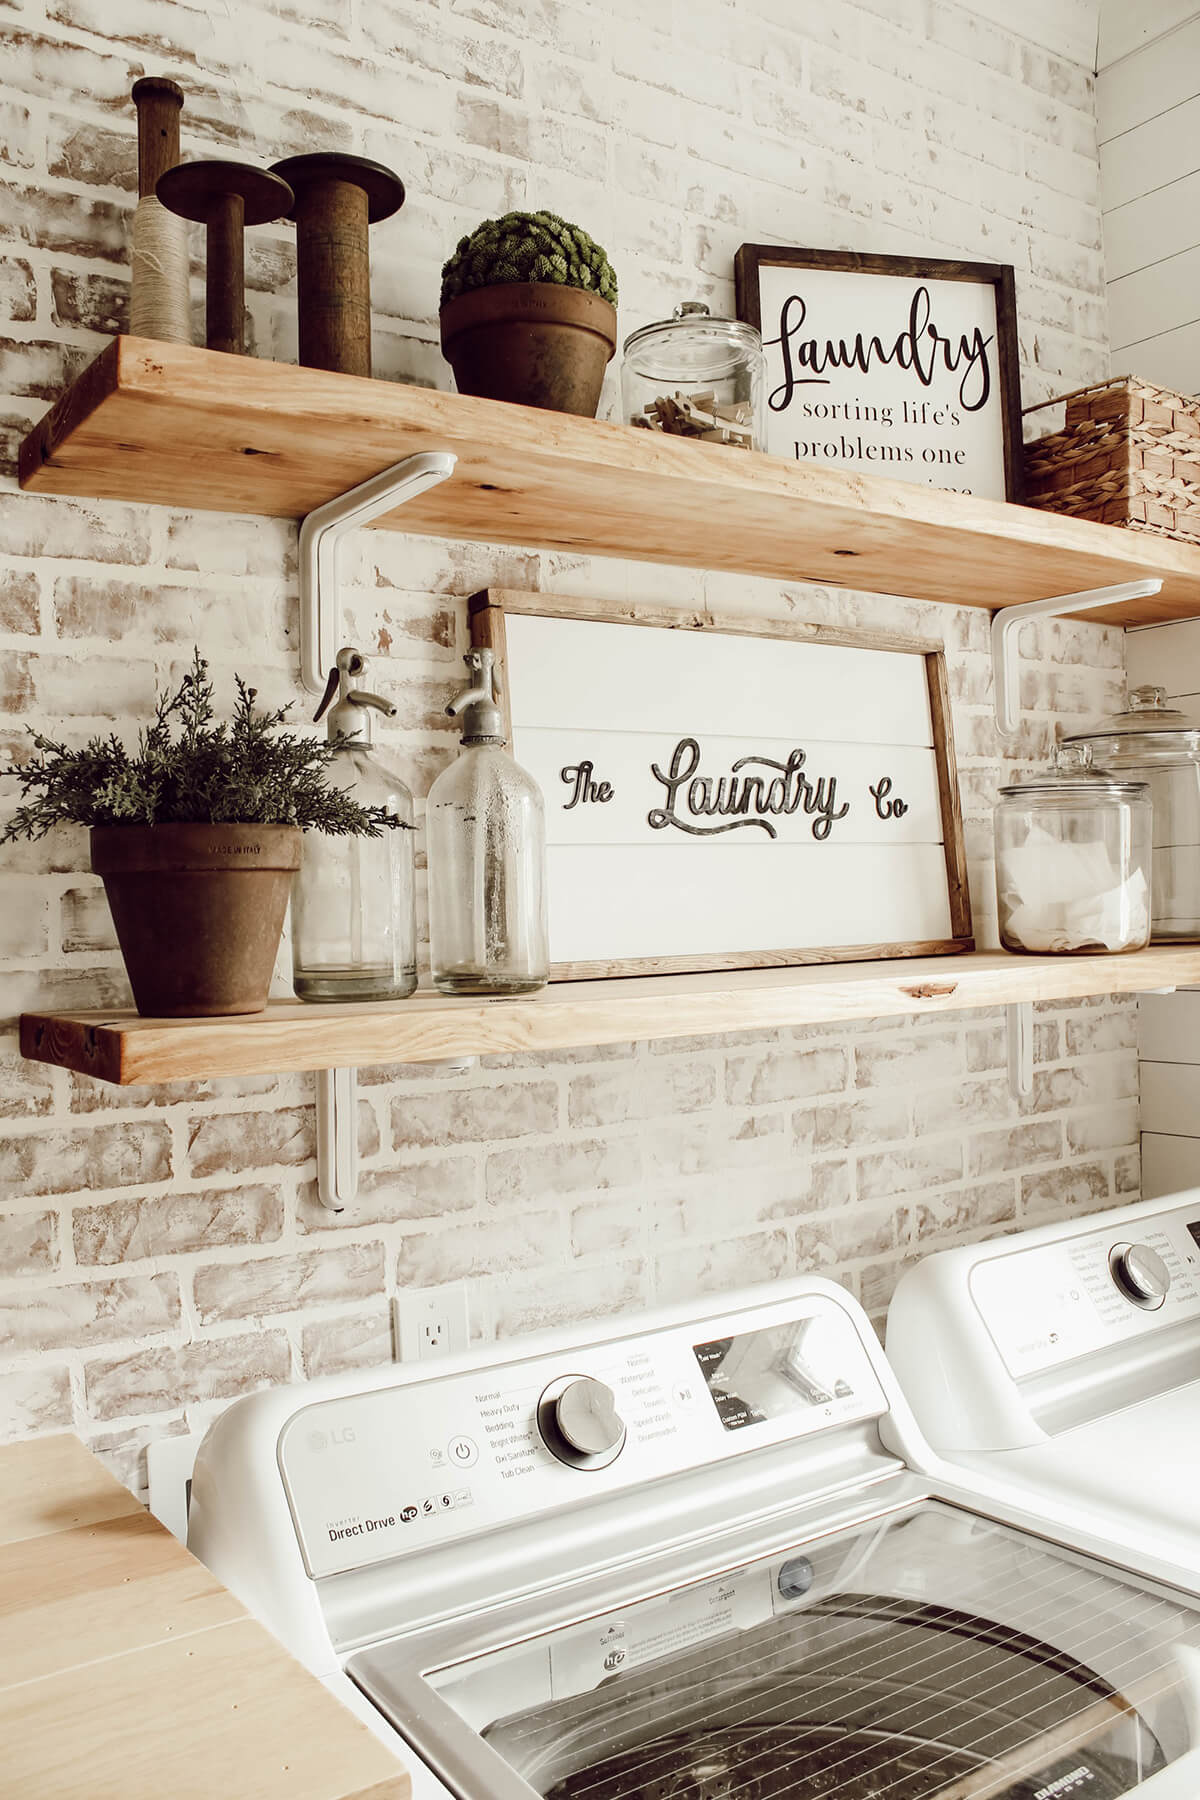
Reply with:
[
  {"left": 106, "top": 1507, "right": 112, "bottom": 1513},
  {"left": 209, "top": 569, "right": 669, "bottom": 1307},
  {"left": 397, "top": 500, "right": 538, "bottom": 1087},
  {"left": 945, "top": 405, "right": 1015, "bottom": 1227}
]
[
  {"left": 187, "top": 1273, "right": 1200, "bottom": 1799},
  {"left": 886, "top": 1191, "right": 1200, "bottom": 1585}
]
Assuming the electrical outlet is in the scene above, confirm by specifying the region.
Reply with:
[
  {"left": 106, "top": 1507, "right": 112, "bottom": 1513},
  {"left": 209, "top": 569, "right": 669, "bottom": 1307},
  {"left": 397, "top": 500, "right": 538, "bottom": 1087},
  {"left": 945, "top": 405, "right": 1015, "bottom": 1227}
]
[{"left": 393, "top": 1285, "right": 470, "bottom": 1363}]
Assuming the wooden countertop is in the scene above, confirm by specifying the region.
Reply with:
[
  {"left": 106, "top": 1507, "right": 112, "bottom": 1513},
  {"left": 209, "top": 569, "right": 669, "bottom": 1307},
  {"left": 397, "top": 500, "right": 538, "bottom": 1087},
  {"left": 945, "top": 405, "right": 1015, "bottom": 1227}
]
[{"left": 0, "top": 1434, "right": 410, "bottom": 1800}]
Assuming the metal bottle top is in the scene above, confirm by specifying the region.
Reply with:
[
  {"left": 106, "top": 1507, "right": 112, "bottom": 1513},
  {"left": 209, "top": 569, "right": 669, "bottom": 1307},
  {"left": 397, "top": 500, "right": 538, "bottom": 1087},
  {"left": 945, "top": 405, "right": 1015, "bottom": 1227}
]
[
  {"left": 314, "top": 646, "right": 397, "bottom": 747},
  {"left": 447, "top": 648, "right": 506, "bottom": 744}
]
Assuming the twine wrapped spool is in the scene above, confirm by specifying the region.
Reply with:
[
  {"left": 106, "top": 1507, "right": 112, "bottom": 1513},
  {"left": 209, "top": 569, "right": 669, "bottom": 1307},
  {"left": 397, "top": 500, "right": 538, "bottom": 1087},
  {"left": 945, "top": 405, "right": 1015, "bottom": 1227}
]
[
  {"left": 130, "top": 196, "right": 192, "bottom": 343},
  {"left": 129, "top": 77, "right": 192, "bottom": 346}
]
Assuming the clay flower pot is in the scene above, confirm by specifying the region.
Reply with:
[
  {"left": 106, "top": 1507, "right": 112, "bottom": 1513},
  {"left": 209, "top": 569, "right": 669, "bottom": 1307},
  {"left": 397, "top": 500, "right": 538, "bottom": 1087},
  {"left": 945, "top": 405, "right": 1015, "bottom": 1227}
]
[
  {"left": 91, "top": 823, "right": 302, "bottom": 1017},
  {"left": 440, "top": 281, "right": 616, "bottom": 416}
]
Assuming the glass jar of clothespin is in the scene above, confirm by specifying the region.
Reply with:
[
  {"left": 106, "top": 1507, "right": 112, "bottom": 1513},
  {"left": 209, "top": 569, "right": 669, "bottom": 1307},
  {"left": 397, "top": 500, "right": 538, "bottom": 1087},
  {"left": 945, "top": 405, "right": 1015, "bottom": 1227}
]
[{"left": 621, "top": 302, "right": 765, "bottom": 451}]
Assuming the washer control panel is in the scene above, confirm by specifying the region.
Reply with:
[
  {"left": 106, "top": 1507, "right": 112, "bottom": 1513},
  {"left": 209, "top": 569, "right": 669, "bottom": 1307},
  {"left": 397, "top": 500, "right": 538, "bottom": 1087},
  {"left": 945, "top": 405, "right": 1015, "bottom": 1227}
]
[
  {"left": 278, "top": 1292, "right": 886, "bottom": 1578},
  {"left": 969, "top": 1210, "right": 1200, "bottom": 1380}
]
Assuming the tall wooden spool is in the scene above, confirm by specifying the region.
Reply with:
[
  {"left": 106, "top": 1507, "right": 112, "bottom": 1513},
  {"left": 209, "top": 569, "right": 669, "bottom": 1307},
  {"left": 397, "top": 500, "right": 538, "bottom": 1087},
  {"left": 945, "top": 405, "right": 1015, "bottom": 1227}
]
[
  {"left": 270, "top": 153, "right": 405, "bottom": 378},
  {"left": 129, "top": 76, "right": 191, "bottom": 344}
]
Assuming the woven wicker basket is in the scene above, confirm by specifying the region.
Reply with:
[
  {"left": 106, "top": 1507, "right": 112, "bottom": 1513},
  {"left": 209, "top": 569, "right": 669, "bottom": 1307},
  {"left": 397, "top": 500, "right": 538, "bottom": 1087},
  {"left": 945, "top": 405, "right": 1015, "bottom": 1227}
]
[{"left": 1023, "top": 375, "right": 1200, "bottom": 543}]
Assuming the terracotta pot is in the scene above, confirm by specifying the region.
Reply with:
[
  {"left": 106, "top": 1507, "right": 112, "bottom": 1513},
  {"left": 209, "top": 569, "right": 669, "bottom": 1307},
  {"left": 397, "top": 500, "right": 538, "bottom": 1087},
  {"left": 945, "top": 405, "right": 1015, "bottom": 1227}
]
[
  {"left": 440, "top": 281, "right": 616, "bottom": 416},
  {"left": 91, "top": 823, "right": 301, "bottom": 1017}
]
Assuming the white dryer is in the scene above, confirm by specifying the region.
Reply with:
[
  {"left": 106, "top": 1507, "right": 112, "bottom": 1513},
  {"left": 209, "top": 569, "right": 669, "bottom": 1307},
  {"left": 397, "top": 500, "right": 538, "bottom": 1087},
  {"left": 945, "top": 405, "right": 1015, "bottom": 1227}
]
[
  {"left": 886, "top": 1191, "right": 1200, "bottom": 1582},
  {"left": 188, "top": 1272, "right": 1200, "bottom": 1799}
]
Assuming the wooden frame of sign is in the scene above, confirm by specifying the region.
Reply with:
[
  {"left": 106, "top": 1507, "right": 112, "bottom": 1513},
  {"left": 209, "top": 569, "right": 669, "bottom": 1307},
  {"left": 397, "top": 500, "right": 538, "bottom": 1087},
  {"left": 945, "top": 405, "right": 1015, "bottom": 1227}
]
[
  {"left": 734, "top": 244, "right": 1024, "bottom": 503},
  {"left": 469, "top": 590, "right": 972, "bottom": 982}
]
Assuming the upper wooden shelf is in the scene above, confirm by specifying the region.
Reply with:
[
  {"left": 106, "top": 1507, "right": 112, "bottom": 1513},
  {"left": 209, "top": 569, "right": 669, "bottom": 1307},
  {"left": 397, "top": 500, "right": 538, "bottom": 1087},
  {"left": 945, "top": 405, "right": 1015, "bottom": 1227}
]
[
  {"left": 19, "top": 336, "right": 1200, "bottom": 628},
  {"left": 21, "top": 946, "right": 1200, "bottom": 1085}
]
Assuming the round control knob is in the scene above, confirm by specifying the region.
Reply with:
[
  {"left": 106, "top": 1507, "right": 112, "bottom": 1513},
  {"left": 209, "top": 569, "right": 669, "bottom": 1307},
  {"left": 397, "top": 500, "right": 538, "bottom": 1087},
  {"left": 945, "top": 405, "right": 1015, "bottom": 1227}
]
[
  {"left": 1109, "top": 1241, "right": 1171, "bottom": 1309},
  {"left": 537, "top": 1375, "right": 626, "bottom": 1470}
]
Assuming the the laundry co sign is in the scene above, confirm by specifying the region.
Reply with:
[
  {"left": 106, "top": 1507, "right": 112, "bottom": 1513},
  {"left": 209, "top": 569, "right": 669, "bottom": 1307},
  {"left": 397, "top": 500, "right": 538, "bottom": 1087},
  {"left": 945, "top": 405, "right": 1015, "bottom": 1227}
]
[{"left": 471, "top": 592, "right": 973, "bottom": 980}]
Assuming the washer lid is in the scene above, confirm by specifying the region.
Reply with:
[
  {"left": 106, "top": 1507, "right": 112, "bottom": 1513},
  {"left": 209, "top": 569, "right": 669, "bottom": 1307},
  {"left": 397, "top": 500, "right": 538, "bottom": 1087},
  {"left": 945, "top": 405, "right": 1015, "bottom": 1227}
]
[{"left": 349, "top": 1498, "right": 1200, "bottom": 1800}]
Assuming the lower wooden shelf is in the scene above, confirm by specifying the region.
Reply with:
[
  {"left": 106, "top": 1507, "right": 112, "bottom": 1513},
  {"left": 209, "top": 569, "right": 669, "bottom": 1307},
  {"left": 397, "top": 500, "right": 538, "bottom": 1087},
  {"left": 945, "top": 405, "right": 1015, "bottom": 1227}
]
[{"left": 19, "top": 947, "right": 1200, "bottom": 1085}]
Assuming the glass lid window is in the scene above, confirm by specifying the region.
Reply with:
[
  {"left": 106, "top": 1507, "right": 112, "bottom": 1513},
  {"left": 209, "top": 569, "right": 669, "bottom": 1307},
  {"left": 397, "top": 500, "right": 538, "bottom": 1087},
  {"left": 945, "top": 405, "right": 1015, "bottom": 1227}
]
[
  {"left": 430, "top": 1502, "right": 1200, "bottom": 1800},
  {"left": 693, "top": 1316, "right": 857, "bottom": 1432}
]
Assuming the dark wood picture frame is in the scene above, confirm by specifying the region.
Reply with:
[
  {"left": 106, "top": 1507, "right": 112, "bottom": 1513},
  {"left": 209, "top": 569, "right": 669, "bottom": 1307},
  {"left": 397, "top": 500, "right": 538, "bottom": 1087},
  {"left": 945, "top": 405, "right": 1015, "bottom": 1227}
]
[
  {"left": 735, "top": 244, "right": 1025, "bottom": 503},
  {"left": 470, "top": 587, "right": 974, "bottom": 983}
]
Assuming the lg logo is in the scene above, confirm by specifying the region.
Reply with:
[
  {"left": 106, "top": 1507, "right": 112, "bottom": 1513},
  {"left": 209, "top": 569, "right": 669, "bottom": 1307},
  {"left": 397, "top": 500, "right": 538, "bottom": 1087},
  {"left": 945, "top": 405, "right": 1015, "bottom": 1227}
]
[{"left": 308, "top": 1427, "right": 357, "bottom": 1454}]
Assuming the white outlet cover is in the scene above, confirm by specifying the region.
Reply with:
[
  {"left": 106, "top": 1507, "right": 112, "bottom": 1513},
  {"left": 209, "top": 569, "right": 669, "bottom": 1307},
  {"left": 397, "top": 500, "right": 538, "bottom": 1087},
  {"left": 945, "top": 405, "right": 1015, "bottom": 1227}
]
[{"left": 393, "top": 1286, "right": 470, "bottom": 1362}]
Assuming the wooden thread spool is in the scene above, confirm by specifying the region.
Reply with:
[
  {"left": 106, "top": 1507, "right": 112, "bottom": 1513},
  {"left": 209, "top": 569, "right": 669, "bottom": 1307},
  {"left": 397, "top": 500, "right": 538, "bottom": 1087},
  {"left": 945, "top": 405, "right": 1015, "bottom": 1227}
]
[
  {"left": 132, "top": 76, "right": 184, "bottom": 195},
  {"left": 270, "top": 153, "right": 405, "bottom": 378},
  {"left": 156, "top": 161, "right": 293, "bottom": 356},
  {"left": 130, "top": 76, "right": 191, "bottom": 344}
]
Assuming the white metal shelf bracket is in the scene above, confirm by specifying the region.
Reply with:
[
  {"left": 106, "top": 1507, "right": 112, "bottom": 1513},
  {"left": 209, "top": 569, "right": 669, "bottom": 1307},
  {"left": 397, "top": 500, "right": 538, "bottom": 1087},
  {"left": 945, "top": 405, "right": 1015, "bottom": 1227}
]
[
  {"left": 300, "top": 451, "right": 457, "bottom": 1206},
  {"left": 991, "top": 578, "right": 1162, "bottom": 738},
  {"left": 1007, "top": 1001, "right": 1032, "bottom": 1100},
  {"left": 316, "top": 1067, "right": 357, "bottom": 1212},
  {"left": 298, "top": 450, "right": 458, "bottom": 696},
  {"left": 315, "top": 1056, "right": 480, "bottom": 1210}
]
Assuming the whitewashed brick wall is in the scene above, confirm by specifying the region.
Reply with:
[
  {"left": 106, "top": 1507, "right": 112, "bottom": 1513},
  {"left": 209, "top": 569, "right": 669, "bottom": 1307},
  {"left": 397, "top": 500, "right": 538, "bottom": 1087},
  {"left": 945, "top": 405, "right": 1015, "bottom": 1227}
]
[{"left": 0, "top": 0, "right": 1127, "bottom": 1496}]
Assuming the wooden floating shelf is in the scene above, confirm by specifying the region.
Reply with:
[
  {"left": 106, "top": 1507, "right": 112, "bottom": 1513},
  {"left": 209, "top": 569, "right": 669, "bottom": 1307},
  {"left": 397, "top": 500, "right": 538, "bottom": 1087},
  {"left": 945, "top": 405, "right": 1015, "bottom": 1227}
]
[
  {"left": 19, "top": 336, "right": 1200, "bottom": 628},
  {"left": 20, "top": 947, "right": 1200, "bottom": 1086}
]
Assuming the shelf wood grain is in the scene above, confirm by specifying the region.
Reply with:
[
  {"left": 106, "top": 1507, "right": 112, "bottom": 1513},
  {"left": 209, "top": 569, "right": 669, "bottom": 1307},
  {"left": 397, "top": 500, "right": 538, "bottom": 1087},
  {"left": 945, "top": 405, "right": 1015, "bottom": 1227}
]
[
  {"left": 19, "top": 335, "right": 1200, "bottom": 626},
  {"left": 20, "top": 947, "right": 1200, "bottom": 1086}
]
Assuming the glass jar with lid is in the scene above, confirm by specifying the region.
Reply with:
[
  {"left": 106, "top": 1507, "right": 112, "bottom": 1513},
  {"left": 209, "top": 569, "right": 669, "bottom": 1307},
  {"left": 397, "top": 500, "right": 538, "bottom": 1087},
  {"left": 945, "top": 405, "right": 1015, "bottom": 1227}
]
[
  {"left": 994, "top": 745, "right": 1151, "bottom": 954},
  {"left": 622, "top": 301, "right": 765, "bottom": 451},
  {"left": 1061, "top": 685, "right": 1200, "bottom": 940}
]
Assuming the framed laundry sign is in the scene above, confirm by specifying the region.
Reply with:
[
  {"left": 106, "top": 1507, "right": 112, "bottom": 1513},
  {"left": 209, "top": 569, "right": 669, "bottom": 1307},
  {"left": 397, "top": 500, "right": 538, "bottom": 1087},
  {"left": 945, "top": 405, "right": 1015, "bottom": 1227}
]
[
  {"left": 469, "top": 590, "right": 972, "bottom": 981},
  {"left": 734, "top": 245, "right": 1024, "bottom": 502}
]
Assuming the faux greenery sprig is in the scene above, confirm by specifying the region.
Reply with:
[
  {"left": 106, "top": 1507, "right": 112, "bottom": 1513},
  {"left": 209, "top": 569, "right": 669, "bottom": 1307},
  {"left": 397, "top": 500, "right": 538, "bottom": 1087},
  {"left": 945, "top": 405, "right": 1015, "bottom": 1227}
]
[
  {"left": 2, "top": 651, "right": 394, "bottom": 840},
  {"left": 441, "top": 209, "right": 617, "bottom": 306}
]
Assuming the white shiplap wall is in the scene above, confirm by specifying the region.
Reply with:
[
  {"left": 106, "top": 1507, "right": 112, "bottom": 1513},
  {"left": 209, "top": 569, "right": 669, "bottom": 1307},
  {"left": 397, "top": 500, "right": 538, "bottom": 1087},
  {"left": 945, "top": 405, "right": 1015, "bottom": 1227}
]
[
  {"left": 1127, "top": 626, "right": 1200, "bottom": 1194},
  {"left": 1099, "top": 10, "right": 1200, "bottom": 387},
  {"left": 1100, "top": 9, "right": 1200, "bottom": 1194}
]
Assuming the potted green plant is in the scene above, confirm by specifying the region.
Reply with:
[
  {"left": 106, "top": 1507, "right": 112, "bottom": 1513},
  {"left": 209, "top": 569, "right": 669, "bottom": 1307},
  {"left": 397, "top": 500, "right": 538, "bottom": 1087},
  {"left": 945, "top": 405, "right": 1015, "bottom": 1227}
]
[
  {"left": 439, "top": 209, "right": 618, "bottom": 416},
  {"left": 2, "top": 651, "right": 392, "bottom": 1018}
]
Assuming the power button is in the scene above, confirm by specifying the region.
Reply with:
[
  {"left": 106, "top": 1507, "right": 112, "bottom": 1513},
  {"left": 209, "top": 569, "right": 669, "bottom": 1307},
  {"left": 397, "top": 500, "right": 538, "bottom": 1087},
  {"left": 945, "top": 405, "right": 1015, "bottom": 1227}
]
[{"left": 448, "top": 1435, "right": 478, "bottom": 1468}]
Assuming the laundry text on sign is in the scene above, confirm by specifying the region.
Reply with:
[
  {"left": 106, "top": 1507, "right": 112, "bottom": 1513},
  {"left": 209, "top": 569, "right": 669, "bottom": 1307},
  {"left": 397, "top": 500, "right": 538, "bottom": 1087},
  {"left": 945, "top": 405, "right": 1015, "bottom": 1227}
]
[{"left": 647, "top": 738, "right": 851, "bottom": 841}]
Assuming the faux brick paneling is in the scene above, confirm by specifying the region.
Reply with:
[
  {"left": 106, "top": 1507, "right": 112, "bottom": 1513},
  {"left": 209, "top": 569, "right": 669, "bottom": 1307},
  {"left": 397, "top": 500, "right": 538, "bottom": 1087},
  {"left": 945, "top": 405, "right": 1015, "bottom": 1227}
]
[
  {"left": 0, "top": 0, "right": 1136, "bottom": 1495},
  {"left": 392, "top": 1079, "right": 559, "bottom": 1149},
  {"left": 0, "top": 1365, "right": 72, "bottom": 1437},
  {"left": 300, "top": 1307, "right": 392, "bottom": 1379},
  {"left": 0, "top": 569, "right": 37, "bottom": 633},
  {"left": 0, "top": 1272, "right": 180, "bottom": 1354},
  {"left": 0, "top": 1121, "right": 171, "bottom": 1198},
  {"left": 72, "top": 1184, "right": 285, "bottom": 1264},
  {"left": 192, "top": 1242, "right": 385, "bottom": 1325},
  {"left": 84, "top": 1330, "right": 292, "bottom": 1421}
]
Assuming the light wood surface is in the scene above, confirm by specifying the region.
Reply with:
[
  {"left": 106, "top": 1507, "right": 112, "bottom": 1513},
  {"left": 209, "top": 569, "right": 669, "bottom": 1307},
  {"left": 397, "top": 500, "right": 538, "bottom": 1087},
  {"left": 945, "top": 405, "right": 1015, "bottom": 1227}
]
[
  {"left": 0, "top": 1431, "right": 144, "bottom": 1546},
  {"left": 0, "top": 1434, "right": 409, "bottom": 1800},
  {"left": 20, "top": 946, "right": 1200, "bottom": 1085},
  {"left": 18, "top": 336, "right": 1200, "bottom": 626}
]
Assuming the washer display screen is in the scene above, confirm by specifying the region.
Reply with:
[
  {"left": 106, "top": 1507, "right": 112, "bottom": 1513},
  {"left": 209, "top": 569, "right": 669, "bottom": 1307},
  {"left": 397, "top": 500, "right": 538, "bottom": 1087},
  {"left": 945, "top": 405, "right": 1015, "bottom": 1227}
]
[{"left": 692, "top": 1318, "right": 855, "bottom": 1432}]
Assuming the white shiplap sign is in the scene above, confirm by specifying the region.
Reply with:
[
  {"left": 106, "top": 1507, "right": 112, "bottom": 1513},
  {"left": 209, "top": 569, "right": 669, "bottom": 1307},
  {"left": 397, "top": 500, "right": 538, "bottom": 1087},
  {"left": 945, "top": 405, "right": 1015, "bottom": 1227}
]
[{"left": 480, "top": 597, "right": 971, "bottom": 979}]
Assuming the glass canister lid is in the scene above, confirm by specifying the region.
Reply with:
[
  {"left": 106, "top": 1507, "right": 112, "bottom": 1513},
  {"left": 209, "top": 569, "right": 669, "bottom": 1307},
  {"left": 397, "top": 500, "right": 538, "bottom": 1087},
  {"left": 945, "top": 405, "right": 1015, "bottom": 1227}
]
[
  {"left": 997, "top": 742, "right": 1150, "bottom": 801},
  {"left": 1062, "top": 685, "right": 1200, "bottom": 754},
  {"left": 622, "top": 301, "right": 762, "bottom": 381}
]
